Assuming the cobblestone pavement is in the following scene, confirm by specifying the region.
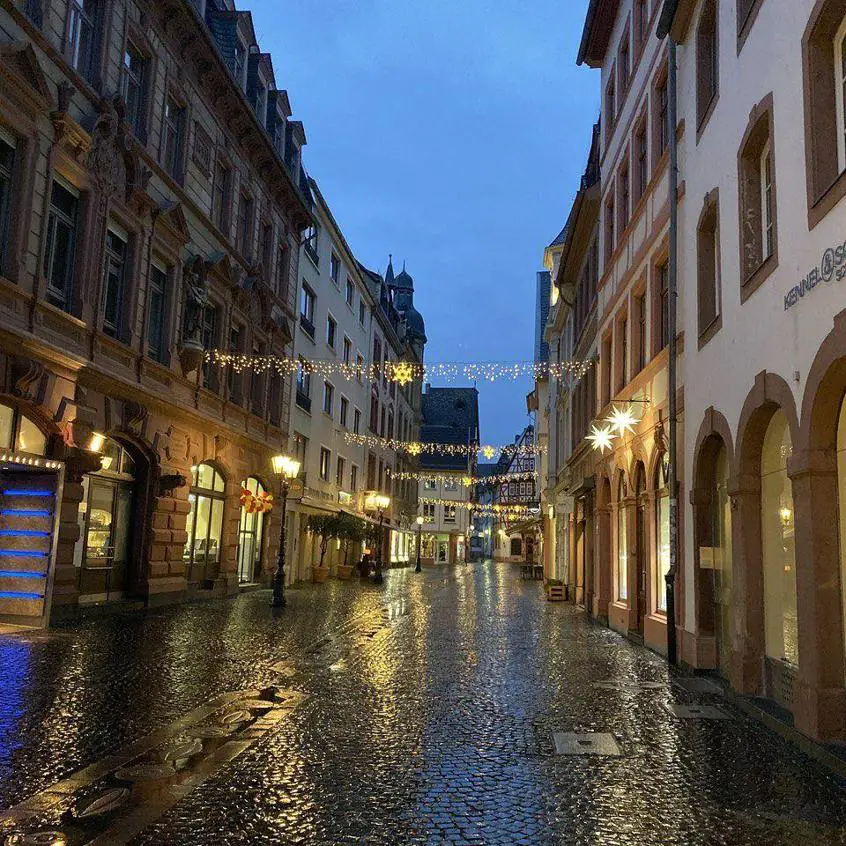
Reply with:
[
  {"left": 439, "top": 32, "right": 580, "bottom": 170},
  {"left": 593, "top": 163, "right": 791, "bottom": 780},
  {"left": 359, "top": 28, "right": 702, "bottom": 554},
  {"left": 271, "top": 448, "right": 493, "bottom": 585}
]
[{"left": 2, "top": 563, "right": 846, "bottom": 845}]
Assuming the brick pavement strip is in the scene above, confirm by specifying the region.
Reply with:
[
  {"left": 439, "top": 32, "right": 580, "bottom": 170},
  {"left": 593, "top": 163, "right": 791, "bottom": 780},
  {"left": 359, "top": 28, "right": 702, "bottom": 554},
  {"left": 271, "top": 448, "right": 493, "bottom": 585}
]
[{"left": 1, "top": 564, "right": 846, "bottom": 844}]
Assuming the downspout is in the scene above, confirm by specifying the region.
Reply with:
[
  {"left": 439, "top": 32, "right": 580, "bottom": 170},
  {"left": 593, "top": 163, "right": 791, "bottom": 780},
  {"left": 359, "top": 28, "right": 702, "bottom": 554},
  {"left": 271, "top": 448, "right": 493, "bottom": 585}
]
[{"left": 658, "top": 0, "right": 681, "bottom": 666}]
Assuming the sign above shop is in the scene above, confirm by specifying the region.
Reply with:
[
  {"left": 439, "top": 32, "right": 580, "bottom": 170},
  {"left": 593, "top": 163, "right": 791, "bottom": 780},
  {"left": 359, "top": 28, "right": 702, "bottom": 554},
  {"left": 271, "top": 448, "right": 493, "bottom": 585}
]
[{"left": 783, "top": 241, "right": 846, "bottom": 311}]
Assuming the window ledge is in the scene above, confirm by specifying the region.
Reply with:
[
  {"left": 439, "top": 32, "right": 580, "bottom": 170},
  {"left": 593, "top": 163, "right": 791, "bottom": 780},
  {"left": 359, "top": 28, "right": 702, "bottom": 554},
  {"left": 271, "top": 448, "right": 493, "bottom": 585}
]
[
  {"left": 740, "top": 251, "right": 778, "bottom": 303},
  {"left": 697, "top": 313, "right": 722, "bottom": 350},
  {"left": 696, "top": 92, "right": 719, "bottom": 145}
]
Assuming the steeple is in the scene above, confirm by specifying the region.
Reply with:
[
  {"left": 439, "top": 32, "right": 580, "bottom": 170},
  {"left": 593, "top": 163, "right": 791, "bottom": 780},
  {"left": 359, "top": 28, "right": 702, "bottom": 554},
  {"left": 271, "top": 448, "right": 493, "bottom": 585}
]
[{"left": 385, "top": 254, "right": 395, "bottom": 289}]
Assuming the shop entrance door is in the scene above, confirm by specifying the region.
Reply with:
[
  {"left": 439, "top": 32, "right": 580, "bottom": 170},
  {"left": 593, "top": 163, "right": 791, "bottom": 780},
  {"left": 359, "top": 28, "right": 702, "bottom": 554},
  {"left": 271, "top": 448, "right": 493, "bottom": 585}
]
[
  {"left": 82, "top": 477, "right": 133, "bottom": 599},
  {"left": 437, "top": 540, "right": 449, "bottom": 563}
]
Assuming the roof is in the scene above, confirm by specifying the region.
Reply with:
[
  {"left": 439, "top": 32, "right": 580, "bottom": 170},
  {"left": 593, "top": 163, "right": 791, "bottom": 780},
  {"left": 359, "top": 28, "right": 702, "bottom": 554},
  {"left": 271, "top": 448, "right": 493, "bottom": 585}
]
[
  {"left": 577, "top": 0, "right": 621, "bottom": 67},
  {"left": 420, "top": 388, "right": 480, "bottom": 471},
  {"left": 548, "top": 225, "right": 569, "bottom": 250}
]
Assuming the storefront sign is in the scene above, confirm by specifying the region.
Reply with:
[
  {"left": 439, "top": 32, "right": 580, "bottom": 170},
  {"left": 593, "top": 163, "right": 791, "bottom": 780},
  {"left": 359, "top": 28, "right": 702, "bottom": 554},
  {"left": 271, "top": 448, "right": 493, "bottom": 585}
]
[{"left": 784, "top": 241, "right": 846, "bottom": 310}]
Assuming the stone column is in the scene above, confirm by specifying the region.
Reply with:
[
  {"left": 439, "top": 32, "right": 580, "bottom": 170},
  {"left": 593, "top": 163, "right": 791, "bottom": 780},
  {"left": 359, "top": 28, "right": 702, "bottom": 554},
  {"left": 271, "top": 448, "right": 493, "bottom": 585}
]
[
  {"left": 623, "top": 495, "right": 639, "bottom": 632},
  {"left": 594, "top": 501, "right": 613, "bottom": 623},
  {"left": 788, "top": 449, "right": 846, "bottom": 741}
]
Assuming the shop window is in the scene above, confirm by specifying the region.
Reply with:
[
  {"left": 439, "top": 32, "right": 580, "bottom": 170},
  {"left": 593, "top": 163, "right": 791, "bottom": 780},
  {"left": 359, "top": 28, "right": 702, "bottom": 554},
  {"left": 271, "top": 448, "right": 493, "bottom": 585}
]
[
  {"left": 0, "top": 404, "right": 46, "bottom": 455},
  {"left": 655, "top": 455, "right": 670, "bottom": 611},
  {"left": 43, "top": 180, "right": 79, "bottom": 313},
  {"left": 803, "top": 4, "right": 846, "bottom": 225},
  {"left": 697, "top": 189, "right": 721, "bottom": 338},
  {"left": 617, "top": 476, "right": 628, "bottom": 601},
  {"left": 738, "top": 95, "right": 777, "bottom": 295},
  {"left": 184, "top": 462, "right": 226, "bottom": 585},
  {"left": 696, "top": 0, "right": 719, "bottom": 132},
  {"left": 761, "top": 410, "right": 798, "bottom": 666},
  {"left": 237, "top": 476, "right": 266, "bottom": 584}
]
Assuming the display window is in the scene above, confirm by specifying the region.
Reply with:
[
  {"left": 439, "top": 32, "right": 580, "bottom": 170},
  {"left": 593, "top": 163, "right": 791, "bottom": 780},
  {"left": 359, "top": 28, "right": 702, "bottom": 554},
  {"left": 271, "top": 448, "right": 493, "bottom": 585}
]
[{"left": 184, "top": 462, "right": 226, "bottom": 585}]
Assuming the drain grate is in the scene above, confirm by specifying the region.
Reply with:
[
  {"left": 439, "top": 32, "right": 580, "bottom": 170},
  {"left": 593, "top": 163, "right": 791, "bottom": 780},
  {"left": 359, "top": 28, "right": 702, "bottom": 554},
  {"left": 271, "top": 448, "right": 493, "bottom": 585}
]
[
  {"left": 674, "top": 677, "right": 724, "bottom": 696},
  {"left": 592, "top": 679, "right": 668, "bottom": 691},
  {"left": 552, "top": 732, "right": 623, "bottom": 757},
  {"left": 664, "top": 703, "right": 731, "bottom": 720}
]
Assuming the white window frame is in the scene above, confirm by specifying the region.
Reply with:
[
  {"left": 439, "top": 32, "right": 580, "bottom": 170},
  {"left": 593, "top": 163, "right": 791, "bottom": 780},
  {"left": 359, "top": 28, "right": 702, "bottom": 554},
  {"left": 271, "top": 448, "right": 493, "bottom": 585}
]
[
  {"left": 836, "top": 16, "right": 846, "bottom": 174},
  {"left": 760, "top": 139, "right": 774, "bottom": 260}
]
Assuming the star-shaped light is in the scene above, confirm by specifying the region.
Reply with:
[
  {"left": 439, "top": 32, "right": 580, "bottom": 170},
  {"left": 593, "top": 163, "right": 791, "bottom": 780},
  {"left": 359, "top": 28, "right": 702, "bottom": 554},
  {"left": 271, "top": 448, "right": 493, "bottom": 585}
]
[
  {"left": 587, "top": 424, "right": 615, "bottom": 453},
  {"left": 462, "top": 476, "right": 473, "bottom": 487},
  {"left": 392, "top": 361, "right": 415, "bottom": 386},
  {"left": 606, "top": 405, "right": 639, "bottom": 437},
  {"left": 406, "top": 442, "right": 422, "bottom": 456},
  {"left": 482, "top": 446, "right": 497, "bottom": 460}
]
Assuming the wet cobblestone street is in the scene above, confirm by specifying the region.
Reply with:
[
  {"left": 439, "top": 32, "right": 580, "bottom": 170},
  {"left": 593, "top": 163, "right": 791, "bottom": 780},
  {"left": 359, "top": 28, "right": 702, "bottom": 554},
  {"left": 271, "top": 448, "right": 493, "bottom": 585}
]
[{"left": 2, "top": 562, "right": 846, "bottom": 845}]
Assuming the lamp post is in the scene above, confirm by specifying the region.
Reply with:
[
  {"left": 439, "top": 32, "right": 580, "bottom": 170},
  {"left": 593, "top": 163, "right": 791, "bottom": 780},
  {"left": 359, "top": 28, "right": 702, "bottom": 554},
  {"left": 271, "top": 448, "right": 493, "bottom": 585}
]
[
  {"left": 270, "top": 454, "right": 301, "bottom": 608},
  {"left": 365, "top": 493, "right": 391, "bottom": 585},
  {"left": 415, "top": 515, "right": 424, "bottom": 573}
]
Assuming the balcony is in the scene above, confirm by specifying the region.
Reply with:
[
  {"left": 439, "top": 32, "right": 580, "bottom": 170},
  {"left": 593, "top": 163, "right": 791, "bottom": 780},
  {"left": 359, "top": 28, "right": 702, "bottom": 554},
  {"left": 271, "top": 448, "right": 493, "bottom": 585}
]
[
  {"left": 299, "top": 314, "right": 315, "bottom": 339},
  {"left": 296, "top": 389, "right": 311, "bottom": 412}
]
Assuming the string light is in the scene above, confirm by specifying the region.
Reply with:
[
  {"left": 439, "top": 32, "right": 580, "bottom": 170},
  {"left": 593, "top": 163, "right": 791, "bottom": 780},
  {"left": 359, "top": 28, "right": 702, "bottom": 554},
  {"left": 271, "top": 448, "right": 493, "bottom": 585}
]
[
  {"left": 343, "top": 431, "right": 546, "bottom": 458},
  {"left": 204, "top": 351, "right": 592, "bottom": 385},
  {"left": 394, "top": 470, "right": 536, "bottom": 487},
  {"left": 419, "top": 496, "right": 537, "bottom": 519}
]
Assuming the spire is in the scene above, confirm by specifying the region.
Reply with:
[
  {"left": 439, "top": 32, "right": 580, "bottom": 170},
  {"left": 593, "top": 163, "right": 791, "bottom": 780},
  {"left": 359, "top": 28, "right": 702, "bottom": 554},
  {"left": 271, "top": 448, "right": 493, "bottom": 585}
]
[{"left": 385, "top": 254, "right": 395, "bottom": 288}]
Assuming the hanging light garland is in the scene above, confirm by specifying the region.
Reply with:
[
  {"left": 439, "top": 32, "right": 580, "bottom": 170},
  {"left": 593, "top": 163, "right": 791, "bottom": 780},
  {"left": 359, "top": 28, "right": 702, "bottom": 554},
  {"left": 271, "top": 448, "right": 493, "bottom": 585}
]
[
  {"left": 418, "top": 497, "right": 537, "bottom": 519},
  {"left": 204, "top": 351, "right": 592, "bottom": 385},
  {"left": 343, "top": 431, "right": 545, "bottom": 458},
  {"left": 393, "top": 470, "right": 536, "bottom": 486}
]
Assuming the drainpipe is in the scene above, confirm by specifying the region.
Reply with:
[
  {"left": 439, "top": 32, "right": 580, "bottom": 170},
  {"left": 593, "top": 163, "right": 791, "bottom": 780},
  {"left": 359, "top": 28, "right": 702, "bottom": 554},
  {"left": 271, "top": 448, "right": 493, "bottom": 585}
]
[{"left": 658, "top": 1, "right": 680, "bottom": 666}]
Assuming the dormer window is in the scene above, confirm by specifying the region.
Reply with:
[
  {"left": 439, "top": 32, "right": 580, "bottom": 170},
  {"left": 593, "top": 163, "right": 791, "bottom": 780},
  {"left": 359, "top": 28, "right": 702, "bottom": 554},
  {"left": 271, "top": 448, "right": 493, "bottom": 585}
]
[
  {"left": 254, "top": 80, "right": 267, "bottom": 121},
  {"left": 274, "top": 117, "right": 285, "bottom": 157},
  {"left": 234, "top": 41, "right": 246, "bottom": 91}
]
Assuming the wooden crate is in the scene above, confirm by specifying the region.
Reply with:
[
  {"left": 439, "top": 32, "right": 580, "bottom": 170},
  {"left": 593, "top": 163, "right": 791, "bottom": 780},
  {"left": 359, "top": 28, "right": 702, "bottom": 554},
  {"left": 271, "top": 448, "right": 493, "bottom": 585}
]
[{"left": 547, "top": 585, "right": 565, "bottom": 602}]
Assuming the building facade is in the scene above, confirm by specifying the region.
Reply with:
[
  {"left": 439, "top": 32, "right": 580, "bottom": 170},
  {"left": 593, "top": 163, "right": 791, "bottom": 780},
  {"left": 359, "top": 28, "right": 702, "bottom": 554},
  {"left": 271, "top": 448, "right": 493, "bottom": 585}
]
[
  {"left": 0, "top": 0, "right": 312, "bottom": 624},
  {"left": 417, "top": 387, "right": 479, "bottom": 565}
]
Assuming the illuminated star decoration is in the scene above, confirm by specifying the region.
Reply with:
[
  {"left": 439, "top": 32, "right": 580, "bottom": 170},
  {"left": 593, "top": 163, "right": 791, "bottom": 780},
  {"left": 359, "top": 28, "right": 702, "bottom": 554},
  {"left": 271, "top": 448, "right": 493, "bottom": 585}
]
[
  {"left": 406, "top": 442, "right": 422, "bottom": 456},
  {"left": 481, "top": 446, "right": 497, "bottom": 460},
  {"left": 391, "top": 361, "right": 415, "bottom": 386},
  {"left": 606, "top": 405, "right": 639, "bottom": 437},
  {"left": 587, "top": 424, "right": 615, "bottom": 453}
]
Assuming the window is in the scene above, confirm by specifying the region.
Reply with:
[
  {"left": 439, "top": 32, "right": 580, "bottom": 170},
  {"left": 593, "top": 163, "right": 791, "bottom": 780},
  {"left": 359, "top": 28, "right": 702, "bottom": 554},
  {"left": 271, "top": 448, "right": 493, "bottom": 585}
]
[
  {"left": 293, "top": 432, "right": 308, "bottom": 466},
  {"left": 296, "top": 357, "right": 311, "bottom": 410},
  {"left": 233, "top": 40, "right": 246, "bottom": 89},
  {"left": 193, "top": 124, "right": 212, "bottom": 175},
  {"left": 738, "top": 0, "right": 765, "bottom": 48},
  {"left": 0, "top": 403, "right": 47, "bottom": 455},
  {"left": 345, "top": 278, "right": 354, "bottom": 306},
  {"left": 350, "top": 465, "right": 358, "bottom": 492},
  {"left": 619, "top": 29, "right": 630, "bottom": 91},
  {"left": 323, "top": 381, "right": 334, "bottom": 416},
  {"left": 147, "top": 264, "right": 169, "bottom": 363},
  {"left": 300, "top": 284, "right": 315, "bottom": 338},
  {"left": 619, "top": 162, "right": 630, "bottom": 233},
  {"left": 605, "top": 194, "right": 615, "bottom": 262},
  {"left": 330, "top": 252, "right": 340, "bottom": 285},
  {"left": 423, "top": 502, "right": 435, "bottom": 521},
  {"left": 444, "top": 504, "right": 456, "bottom": 523},
  {"left": 237, "top": 193, "right": 253, "bottom": 258},
  {"left": 617, "top": 476, "right": 628, "bottom": 600},
  {"left": 261, "top": 222, "right": 273, "bottom": 276},
  {"left": 0, "top": 136, "right": 12, "bottom": 273},
  {"left": 213, "top": 162, "right": 231, "bottom": 233},
  {"left": 617, "top": 315, "right": 628, "bottom": 392},
  {"left": 336, "top": 455, "right": 345, "bottom": 487},
  {"left": 237, "top": 477, "right": 266, "bottom": 584},
  {"left": 68, "top": 0, "right": 100, "bottom": 85},
  {"left": 369, "top": 390, "right": 379, "bottom": 432},
  {"left": 444, "top": 479, "right": 457, "bottom": 491},
  {"left": 254, "top": 81, "right": 267, "bottom": 121},
  {"left": 43, "top": 180, "right": 78, "bottom": 312},
  {"left": 102, "top": 226, "right": 128, "bottom": 339},
  {"left": 326, "top": 315, "right": 336, "bottom": 350},
  {"left": 276, "top": 243, "right": 289, "bottom": 297},
  {"left": 635, "top": 119, "right": 648, "bottom": 200},
  {"left": 696, "top": 0, "right": 719, "bottom": 130},
  {"left": 303, "top": 224, "right": 318, "bottom": 265},
  {"left": 121, "top": 44, "right": 147, "bottom": 137},
  {"left": 227, "top": 324, "right": 244, "bottom": 403},
  {"left": 697, "top": 189, "right": 720, "bottom": 337},
  {"left": 353, "top": 408, "right": 361, "bottom": 434},
  {"left": 250, "top": 341, "right": 265, "bottom": 416},
  {"left": 162, "top": 96, "right": 184, "bottom": 179},
  {"left": 635, "top": 292, "right": 647, "bottom": 373},
  {"left": 340, "top": 396, "right": 349, "bottom": 427},
  {"left": 319, "top": 447, "right": 331, "bottom": 481},
  {"left": 201, "top": 305, "right": 219, "bottom": 390},
  {"left": 359, "top": 300, "right": 366, "bottom": 324},
  {"left": 655, "top": 456, "right": 671, "bottom": 612},
  {"left": 342, "top": 337, "right": 352, "bottom": 365},
  {"left": 658, "top": 262, "right": 670, "bottom": 351},
  {"left": 184, "top": 462, "right": 226, "bottom": 582},
  {"left": 424, "top": 478, "right": 437, "bottom": 491},
  {"left": 387, "top": 409, "right": 394, "bottom": 439},
  {"left": 738, "top": 96, "right": 776, "bottom": 290},
  {"left": 655, "top": 75, "right": 669, "bottom": 159},
  {"left": 274, "top": 115, "right": 285, "bottom": 158},
  {"left": 367, "top": 454, "right": 377, "bottom": 489},
  {"left": 356, "top": 353, "right": 365, "bottom": 383},
  {"left": 605, "top": 71, "right": 616, "bottom": 143},
  {"left": 635, "top": 0, "right": 649, "bottom": 51}
]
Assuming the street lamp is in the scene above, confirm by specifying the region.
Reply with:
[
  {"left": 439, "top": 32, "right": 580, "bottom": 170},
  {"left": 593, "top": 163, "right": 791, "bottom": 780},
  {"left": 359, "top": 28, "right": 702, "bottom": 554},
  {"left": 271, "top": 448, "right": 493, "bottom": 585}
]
[
  {"left": 365, "top": 493, "right": 390, "bottom": 585},
  {"left": 415, "top": 515, "right": 424, "bottom": 573},
  {"left": 270, "top": 454, "right": 301, "bottom": 608}
]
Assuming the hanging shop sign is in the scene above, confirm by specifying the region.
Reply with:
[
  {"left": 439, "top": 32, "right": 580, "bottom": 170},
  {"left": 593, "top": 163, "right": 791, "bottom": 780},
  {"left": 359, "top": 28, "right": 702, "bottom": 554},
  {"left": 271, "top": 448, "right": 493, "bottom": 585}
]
[{"left": 783, "top": 241, "right": 846, "bottom": 311}]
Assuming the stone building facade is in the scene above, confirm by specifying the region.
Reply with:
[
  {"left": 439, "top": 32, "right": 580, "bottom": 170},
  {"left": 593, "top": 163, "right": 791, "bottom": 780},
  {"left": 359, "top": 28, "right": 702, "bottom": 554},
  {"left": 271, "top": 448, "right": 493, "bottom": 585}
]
[{"left": 0, "top": 0, "right": 311, "bottom": 623}]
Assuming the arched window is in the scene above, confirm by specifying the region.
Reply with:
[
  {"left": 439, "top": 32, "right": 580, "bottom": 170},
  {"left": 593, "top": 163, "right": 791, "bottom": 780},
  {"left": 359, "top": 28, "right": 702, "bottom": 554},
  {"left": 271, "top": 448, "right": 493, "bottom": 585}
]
[
  {"left": 0, "top": 403, "right": 46, "bottom": 456},
  {"left": 761, "top": 410, "right": 797, "bottom": 666},
  {"left": 655, "top": 455, "right": 671, "bottom": 612},
  {"left": 617, "top": 475, "right": 628, "bottom": 601},
  {"left": 237, "top": 476, "right": 266, "bottom": 584},
  {"left": 184, "top": 462, "right": 226, "bottom": 585}
]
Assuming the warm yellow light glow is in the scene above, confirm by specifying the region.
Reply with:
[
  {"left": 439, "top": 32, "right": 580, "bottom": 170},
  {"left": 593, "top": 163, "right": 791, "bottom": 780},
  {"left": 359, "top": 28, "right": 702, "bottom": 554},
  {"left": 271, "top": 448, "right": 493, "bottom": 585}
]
[
  {"left": 416, "top": 515, "right": 425, "bottom": 525},
  {"left": 587, "top": 424, "right": 615, "bottom": 453},
  {"left": 271, "top": 454, "right": 301, "bottom": 479},
  {"left": 392, "top": 361, "right": 415, "bottom": 386},
  {"left": 779, "top": 506, "right": 793, "bottom": 525},
  {"left": 88, "top": 432, "right": 106, "bottom": 454},
  {"left": 606, "top": 405, "right": 639, "bottom": 437}
]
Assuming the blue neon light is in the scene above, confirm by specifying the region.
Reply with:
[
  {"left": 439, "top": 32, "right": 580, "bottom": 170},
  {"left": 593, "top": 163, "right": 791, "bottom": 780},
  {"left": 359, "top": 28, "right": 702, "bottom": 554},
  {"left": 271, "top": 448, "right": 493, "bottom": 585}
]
[
  {"left": 1, "top": 490, "right": 52, "bottom": 497},
  {"left": 1, "top": 510, "right": 52, "bottom": 518},
  {"left": 0, "top": 571, "right": 46, "bottom": 579},
  {"left": 0, "top": 530, "right": 50, "bottom": 538},
  {"left": 0, "top": 591, "right": 43, "bottom": 600},
  {"left": 0, "top": 550, "right": 48, "bottom": 558}
]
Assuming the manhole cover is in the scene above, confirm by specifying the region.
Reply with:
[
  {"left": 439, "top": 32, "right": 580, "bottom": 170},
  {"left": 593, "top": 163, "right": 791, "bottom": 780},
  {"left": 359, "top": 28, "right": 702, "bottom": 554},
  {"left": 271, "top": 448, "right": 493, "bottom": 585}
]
[
  {"left": 674, "top": 677, "right": 724, "bottom": 695},
  {"left": 72, "top": 787, "right": 130, "bottom": 819},
  {"left": 187, "top": 725, "right": 231, "bottom": 739},
  {"left": 158, "top": 738, "right": 203, "bottom": 764},
  {"left": 219, "top": 709, "right": 253, "bottom": 727},
  {"left": 233, "top": 699, "right": 275, "bottom": 711},
  {"left": 664, "top": 703, "right": 731, "bottom": 720},
  {"left": 114, "top": 762, "right": 176, "bottom": 782},
  {"left": 552, "top": 732, "right": 623, "bottom": 757}
]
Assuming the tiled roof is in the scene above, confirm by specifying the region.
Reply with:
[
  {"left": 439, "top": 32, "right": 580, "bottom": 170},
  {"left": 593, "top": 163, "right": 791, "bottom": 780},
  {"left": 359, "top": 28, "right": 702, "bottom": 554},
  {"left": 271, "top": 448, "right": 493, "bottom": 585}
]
[{"left": 420, "top": 388, "right": 480, "bottom": 471}]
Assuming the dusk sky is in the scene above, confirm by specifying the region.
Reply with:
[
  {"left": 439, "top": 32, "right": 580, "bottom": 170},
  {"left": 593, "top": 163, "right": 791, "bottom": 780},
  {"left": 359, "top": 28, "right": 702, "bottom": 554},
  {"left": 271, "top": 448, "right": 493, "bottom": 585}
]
[{"left": 250, "top": 0, "right": 598, "bottom": 446}]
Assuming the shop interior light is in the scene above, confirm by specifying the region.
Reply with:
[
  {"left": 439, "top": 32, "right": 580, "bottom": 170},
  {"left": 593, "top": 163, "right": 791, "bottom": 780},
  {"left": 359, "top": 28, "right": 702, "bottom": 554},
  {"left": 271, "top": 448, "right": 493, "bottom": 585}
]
[{"left": 88, "top": 432, "right": 106, "bottom": 454}]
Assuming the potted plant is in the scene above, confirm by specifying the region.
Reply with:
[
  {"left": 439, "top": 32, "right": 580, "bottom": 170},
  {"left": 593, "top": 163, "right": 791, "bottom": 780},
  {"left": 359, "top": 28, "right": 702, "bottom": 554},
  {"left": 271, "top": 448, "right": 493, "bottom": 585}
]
[
  {"left": 307, "top": 514, "right": 338, "bottom": 583},
  {"left": 336, "top": 514, "right": 366, "bottom": 580}
]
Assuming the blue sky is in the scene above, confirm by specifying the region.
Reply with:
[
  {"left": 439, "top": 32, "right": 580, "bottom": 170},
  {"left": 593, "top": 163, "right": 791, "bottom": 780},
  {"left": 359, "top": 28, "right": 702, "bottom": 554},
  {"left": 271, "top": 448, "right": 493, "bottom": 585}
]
[{"left": 249, "top": 0, "right": 598, "bottom": 446}]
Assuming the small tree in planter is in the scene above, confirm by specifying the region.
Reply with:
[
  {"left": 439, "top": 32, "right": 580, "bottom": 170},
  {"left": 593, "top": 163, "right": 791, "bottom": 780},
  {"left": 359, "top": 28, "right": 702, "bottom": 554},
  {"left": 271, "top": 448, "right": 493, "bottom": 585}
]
[
  {"left": 336, "top": 514, "right": 366, "bottom": 580},
  {"left": 307, "top": 514, "right": 339, "bottom": 583}
]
